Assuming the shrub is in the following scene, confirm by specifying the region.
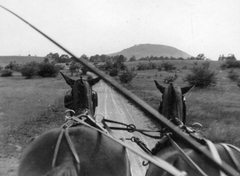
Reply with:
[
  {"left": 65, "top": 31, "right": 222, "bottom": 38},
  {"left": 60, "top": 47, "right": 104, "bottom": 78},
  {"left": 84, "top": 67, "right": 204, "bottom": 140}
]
[
  {"left": 228, "top": 71, "right": 239, "bottom": 81},
  {"left": 147, "top": 62, "right": 157, "bottom": 69},
  {"left": 137, "top": 63, "right": 147, "bottom": 70},
  {"left": 161, "top": 62, "right": 176, "bottom": 71},
  {"left": 182, "top": 66, "right": 187, "bottom": 69},
  {"left": 184, "top": 63, "right": 217, "bottom": 88},
  {"left": 38, "top": 63, "right": 59, "bottom": 77},
  {"left": 109, "top": 68, "right": 119, "bottom": 76},
  {"left": 5, "top": 61, "right": 15, "bottom": 70},
  {"left": 129, "top": 56, "right": 137, "bottom": 62},
  {"left": 1, "top": 69, "right": 13, "bottom": 77},
  {"left": 113, "top": 61, "right": 127, "bottom": 70},
  {"left": 119, "top": 70, "right": 137, "bottom": 84},
  {"left": 5, "top": 61, "right": 21, "bottom": 72},
  {"left": 69, "top": 61, "right": 81, "bottom": 75},
  {"left": 20, "top": 62, "right": 39, "bottom": 79},
  {"left": 220, "top": 60, "right": 240, "bottom": 69},
  {"left": 164, "top": 74, "right": 178, "bottom": 84},
  {"left": 137, "top": 62, "right": 157, "bottom": 70}
]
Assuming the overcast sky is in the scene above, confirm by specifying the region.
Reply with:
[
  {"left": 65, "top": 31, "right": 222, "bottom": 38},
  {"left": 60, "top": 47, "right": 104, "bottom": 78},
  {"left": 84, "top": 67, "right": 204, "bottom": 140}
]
[{"left": 0, "top": 0, "right": 240, "bottom": 60}]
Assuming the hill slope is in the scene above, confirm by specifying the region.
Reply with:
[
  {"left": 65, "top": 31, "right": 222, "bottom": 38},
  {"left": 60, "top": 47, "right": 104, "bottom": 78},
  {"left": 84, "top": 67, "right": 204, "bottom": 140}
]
[{"left": 108, "top": 44, "right": 192, "bottom": 59}]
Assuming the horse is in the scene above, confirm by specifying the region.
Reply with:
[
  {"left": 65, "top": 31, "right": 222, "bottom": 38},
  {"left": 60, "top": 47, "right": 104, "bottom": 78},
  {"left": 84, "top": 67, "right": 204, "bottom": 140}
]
[
  {"left": 17, "top": 73, "right": 132, "bottom": 176},
  {"left": 154, "top": 80, "right": 194, "bottom": 125},
  {"left": 61, "top": 72, "right": 101, "bottom": 116},
  {"left": 146, "top": 81, "right": 240, "bottom": 176}
]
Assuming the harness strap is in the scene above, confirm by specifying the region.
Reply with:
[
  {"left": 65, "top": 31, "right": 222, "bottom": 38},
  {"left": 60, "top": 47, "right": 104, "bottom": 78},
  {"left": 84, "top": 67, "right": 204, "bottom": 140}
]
[
  {"left": 205, "top": 140, "right": 226, "bottom": 176},
  {"left": 69, "top": 115, "right": 187, "bottom": 176},
  {"left": 52, "top": 128, "right": 65, "bottom": 168},
  {"left": 221, "top": 143, "right": 240, "bottom": 172},
  {"left": 52, "top": 127, "right": 81, "bottom": 173},
  {"left": 166, "top": 134, "right": 208, "bottom": 176},
  {"left": 65, "top": 128, "right": 80, "bottom": 167},
  {"left": 102, "top": 118, "right": 162, "bottom": 139}
]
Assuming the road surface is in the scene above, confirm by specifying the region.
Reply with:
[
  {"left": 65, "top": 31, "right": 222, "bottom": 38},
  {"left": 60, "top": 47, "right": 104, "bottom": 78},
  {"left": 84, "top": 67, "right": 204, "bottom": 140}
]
[{"left": 94, "top": 80, "right": 159, "bottom": 176}]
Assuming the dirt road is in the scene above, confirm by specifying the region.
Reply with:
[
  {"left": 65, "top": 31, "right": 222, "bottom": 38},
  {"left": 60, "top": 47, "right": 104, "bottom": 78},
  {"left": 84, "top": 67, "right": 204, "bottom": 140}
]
[{"left": 94, "top": 80, "right": 159, "bottom": 176}]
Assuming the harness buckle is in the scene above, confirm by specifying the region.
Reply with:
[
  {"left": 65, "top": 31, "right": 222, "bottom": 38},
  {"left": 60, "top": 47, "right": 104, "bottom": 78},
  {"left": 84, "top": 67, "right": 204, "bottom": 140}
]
[{"left": 65, "top": 109, "right": 76, "bottom": 120}]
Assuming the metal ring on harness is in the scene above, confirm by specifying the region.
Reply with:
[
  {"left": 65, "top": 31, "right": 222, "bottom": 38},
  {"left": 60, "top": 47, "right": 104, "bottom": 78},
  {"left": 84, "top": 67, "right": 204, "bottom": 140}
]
[
  {"left": 65, "top": 109, "right": 76, "bottom": 120},
  {"left": 127, "top": 124, "right": 136, "bottom": 133}
]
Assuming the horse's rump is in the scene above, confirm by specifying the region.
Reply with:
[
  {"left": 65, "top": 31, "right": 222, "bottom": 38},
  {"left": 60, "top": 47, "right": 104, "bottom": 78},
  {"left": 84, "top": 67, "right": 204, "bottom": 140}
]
[
  {"left": 18, "top": 126, "right": 131, "bottom": 176},
  {"left": 147, "top": 138, "right": 240, "bottom": 176}
]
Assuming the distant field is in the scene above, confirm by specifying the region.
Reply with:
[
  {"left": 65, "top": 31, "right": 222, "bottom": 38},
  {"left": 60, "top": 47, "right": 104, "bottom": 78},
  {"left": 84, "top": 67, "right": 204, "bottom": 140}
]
[{"left": 0, "top": 56, "right": 44, "bottom": 67}]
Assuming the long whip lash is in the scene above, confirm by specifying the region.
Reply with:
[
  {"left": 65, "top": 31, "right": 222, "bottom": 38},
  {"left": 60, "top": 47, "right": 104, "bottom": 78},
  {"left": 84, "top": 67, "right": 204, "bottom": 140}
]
[{"left": 0, "top": 5, "right": 239, "bottom": 176}]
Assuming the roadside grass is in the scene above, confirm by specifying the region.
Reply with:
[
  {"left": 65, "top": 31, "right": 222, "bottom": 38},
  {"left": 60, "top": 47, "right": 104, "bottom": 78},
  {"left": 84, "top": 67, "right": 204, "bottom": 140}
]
[
  {"left": 125, "top": 60, "right": 240, "bottom": 147},
  {"left": 186, "top": 87, "right": 240, "bottom": 145},
  {"left": 0, "top": 73, "right": 71, "bottom": 157}
]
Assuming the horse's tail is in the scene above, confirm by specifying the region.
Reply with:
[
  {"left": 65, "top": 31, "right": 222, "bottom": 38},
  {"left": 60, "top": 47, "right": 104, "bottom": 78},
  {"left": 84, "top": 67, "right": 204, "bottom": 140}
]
[{"left": 44, "top": 164, "right": 79, "bottom": 176}]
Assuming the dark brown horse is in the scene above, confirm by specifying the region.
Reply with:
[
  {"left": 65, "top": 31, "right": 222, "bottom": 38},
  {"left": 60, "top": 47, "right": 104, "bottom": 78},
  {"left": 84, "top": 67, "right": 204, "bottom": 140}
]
[
  {"left": 146, "top": 81, "right": 240, "bottom": 176},
  {"left": 154, "top": 80, "right": 193, "bottom": 124},
  {"left": 62, "top": 72, "right": 101, "bottom": 117},
  {"left": 17, "top": 73, "right": 132, "bottom": 176}
]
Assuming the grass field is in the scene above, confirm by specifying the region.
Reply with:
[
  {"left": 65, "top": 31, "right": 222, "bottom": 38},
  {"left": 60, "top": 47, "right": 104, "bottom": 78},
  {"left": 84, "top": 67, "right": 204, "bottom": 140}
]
[
  {"left": 0, "top": 72, "right": 71, "bottom": 157},
  {"left": 125, "top": 60, "right": 240, "bottom": 146}
]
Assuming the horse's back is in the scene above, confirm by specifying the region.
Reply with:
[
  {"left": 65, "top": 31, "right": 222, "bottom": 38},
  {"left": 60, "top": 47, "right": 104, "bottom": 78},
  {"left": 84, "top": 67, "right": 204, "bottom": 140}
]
[
  {"left": 146, "top": 144, "right": 240, "bottom": 176},
  {"left": 18, "top": 126, "right": 131, "bottom": 176}
]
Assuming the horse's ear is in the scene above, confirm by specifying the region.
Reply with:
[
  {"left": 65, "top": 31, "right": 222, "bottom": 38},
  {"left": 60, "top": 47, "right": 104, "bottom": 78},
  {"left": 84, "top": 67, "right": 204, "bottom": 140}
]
[
  {"left": 154, "top": 80, "right": 165, "bottom": 94},
  {"left": 89, "top": 77, "right": 101, "bottom": 86},
  {"left": 181, "top": 85, "right": 194, "bottom": 94},
  {"left": 60, "top": 72, "right": 75, "bottom": 87}
]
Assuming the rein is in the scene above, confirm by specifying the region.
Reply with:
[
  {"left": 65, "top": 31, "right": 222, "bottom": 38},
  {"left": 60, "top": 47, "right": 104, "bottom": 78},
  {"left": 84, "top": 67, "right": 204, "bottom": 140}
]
[
  {"left": 102, "top": 118, "right": 162, "bottom": 139},
  {"left": 52, "top": 128, "right": 81, "bottom": 172}
]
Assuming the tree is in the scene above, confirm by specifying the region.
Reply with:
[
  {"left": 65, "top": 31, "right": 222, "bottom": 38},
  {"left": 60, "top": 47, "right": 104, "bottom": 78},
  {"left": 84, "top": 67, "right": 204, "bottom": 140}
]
[
  {"left": 20, "top": 62, "right": 40, "bottom": 79},
  {"left": 129, "top": 56, "right": 137, "bottom": 62},
  {"left": 117, "top": 55, "right": 127, "bottom": 63},
  {"left": 44, "top": 57, "right": 49, "bottom": 63},
  {"left": 80, "top": 54, "right": 88, "bottom": 61},
  {"left": 38, "top": 62, "right": 59, "bottom": 77},
  {"left": 59, "top": 54, "right": 70, "bottom": 63},
  {"left": 161, "top": 62, "right": 176, "bottom": 71},
  {"left": 119, "top": 70, "right": 137, "bottom": 84},
  {"left": 109, "top": 68, "right": 119, "bottom": 76},
  {"left": 1, "top": 69, "right": 13, "bottom": 77},
  {"left": 5, "top": 61, "right": 15, "bottom": 70},
  {"left": 196, "top": 54, "right": 206, "bottom": 60},
  {"left": 51, "top": 53, "right": 60, "bottom": 63},
  {"left": 184, "top": 62, "right": 217, "bottom": 88},
  {"left": 69, "top": 61, "right": 81, "bottom": 76},
  {"left": 113, "top": 55, "right": 127, "bottom": 70},
  {"left": 89, "top": 55, "right": 101, "bottom": 62}
]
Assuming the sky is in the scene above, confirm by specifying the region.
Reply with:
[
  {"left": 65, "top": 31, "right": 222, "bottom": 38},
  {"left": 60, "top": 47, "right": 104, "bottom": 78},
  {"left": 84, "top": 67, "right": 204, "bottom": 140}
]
[{"left": 0, "top": 0, "right": 240, "bottom": 60}]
